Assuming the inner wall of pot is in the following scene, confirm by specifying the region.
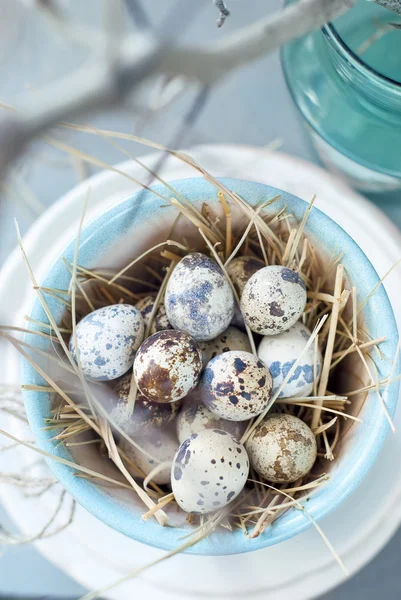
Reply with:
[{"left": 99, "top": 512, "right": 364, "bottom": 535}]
[{"left": 61, "top": 201, "right": 370, "bottom": 521}]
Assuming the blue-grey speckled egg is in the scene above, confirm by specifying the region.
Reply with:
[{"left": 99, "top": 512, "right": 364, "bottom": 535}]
[
  {"left": 241, "top": 266, "right": 307, "bottom": 335},
  {"left": 164, "top": 253, "right": 235, "bottom": 342},
  {"left": 121, "top": 426, "right": 179, "bottom": 485},
  {"left": 171, "top": 429, "right": 249, "bottom": 514},
  {"left": 200, "top": 350, "right": 273, "bottom": 421},
  {"left": 245, "top": 414, "right": 317, "bottom": 483},
  {"left": 176, "top": 397, "right": 247, "bottom": 444},
  {"left": 135, "top": 294, "right": 172, "bottom": 334},
  {"left": 199, "top": 326, "right": 252, "bottom": 368},
  {"left": 258, "top": 322, "right": 322, "bottom": 398},
  {"left": 134, "top": 330, "right": 202, "bottom": 403},
  {"left": 69, "top": 304, "right": 144, "bottom": 381},
  {"left": 110, "top": 371, "right": 179, "bottom": 436}
]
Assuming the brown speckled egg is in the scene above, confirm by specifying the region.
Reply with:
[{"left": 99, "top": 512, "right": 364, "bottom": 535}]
[
  {"left": 245, "top": 413, "right": 317, "bottom": 483},
  {"left": 241, "top": 266, "right": 307, "bottom": 336},
  {"left": 227, "top": 256, "right": 265, "bottom": 295},
  {"left": 200, "top": 350, "right": 273, "bottom": 421},
  {"left": 176, "top": 398, "right": 247, "bottom": 444},
  {"left": 121, "top": 427, "right": 179, "bottom": 485},
  {"left": 134, "top": 330, "right": 202, "bottom": 403},
  {"left": 164, "top": 253, "right": 235, "bottom": 341},
  {"left": 171, "top": 429, "right": 249, "bottom": 514},
  {"left": 110, "top": 372, "right": 179, "bottom": 436},
  {"left": 199, "top": 326, "right": 252, "bottom": 368},
  {"left": 135, "top": 294, "right": 172, "bottom": 334}
]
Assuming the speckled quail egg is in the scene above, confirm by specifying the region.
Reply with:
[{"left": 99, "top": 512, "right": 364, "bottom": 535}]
[
  {"left": 227, "top": 256, "right": 265, "bottom": 295},
  {"left": 171, "top": 429, "right": 249, "bottom": 514},
  {"left": 258, "top": 322, "right": 322, "bottom": 398},
  {"left": 110, "top": 371, "right": 179, "bottom": 436},
  {"left": 199, "top": 326, "right": 252, "bottom": 367},
  {"left": 176, "top": 398, "right": 247, "bottom": 444},
  {"left": 135, "top": 294, "right": 172, "bottom": 334},
  {"left": 228, "top": 256, "right": 264, "bottom": 330},
  {"left": 201, "top": 350, "right": 273, "bottom": 421},
  {"left": 134, "top": 330, "right": 202, "bottom": 403},
  {"left": 245, "top": 413, "right": 317, "bottom": 483},
  {"left": 164, "top": 253, "right": 235, "bottom": 342},
  {"left": 69, "top": 304, "right": 144, "bottom": 381},
  {"left": 241, "top": 266, "right": 307, "bottom": 336},
  {"left": 121, "top": 427, "right": 179, "bottom": 485}
]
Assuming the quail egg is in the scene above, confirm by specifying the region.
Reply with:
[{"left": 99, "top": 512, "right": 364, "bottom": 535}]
[
  {"left": 135, "top": 294, "right": 172, "bottom": 334},
  {"left": 121, "top": 427, "right": 179, "bottom": 485},
  {"left": 241, "top": 266, "right": 307, "bottom": 335},
  {"left": 176, "top": 398, "right": 247, "bottom": 444},
  {"left": 134, "top": 330, "right": 202, "bottom": 403},
  {"left": 245, "top": 413, "right": 317, "bottom": 483},
  {"left": 258, "top": 322, "right": 322, "bottom": 398},
  {"left": 171, "top": 429, "right": 249, "bottom": 514},
  {"left": 227, "top": 256, "right": 265, "bottom": 295},
  {"left": 199, "top": 326, "right": 252, "bottom": 367},
  {"left": 164, "top": 253, "right": 235, "bottom": 342},
  {"left": 110, "top": 371, "right": 179, "bottom": 436},
  {"left": 69, "top": 304, "right": 144, "bottom": 381},
  {"left": 201, "top": 350, "right": 273, "bottom": 421}
]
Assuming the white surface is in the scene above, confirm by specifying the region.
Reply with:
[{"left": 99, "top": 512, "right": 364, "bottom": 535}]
[{"left": 1, "top": 145, "right": 401, "bottom": 600}]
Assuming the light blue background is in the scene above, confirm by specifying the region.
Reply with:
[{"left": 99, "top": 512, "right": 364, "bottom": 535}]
[{"left": 1, "top": 0, "right": 401, "bottom": 598}]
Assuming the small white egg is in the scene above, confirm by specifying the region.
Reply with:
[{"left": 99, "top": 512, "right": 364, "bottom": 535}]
[
  {"left": 171, "top": 429, "right": 249, "bottom": 514},
  {"left": 199, "top": 326, "right": 252, "bottom": 367},
  {"left": 69, "top": 304, "right": 144, "bottom": 381},
  {"left": 121, "top": 427, "right": 179, "bottom": 485},
  {"left": 134, "top": 330, "right": 202, "bottom": 403},
  {"left": 135, "top": 294, "right": 172, "bottom": 334},
  {"left": 257, "top": 322, "right": 322, "bottom": 398},
  {"left": 110, "top": 372, "right": 179, "bottom": 436},
  {"left": 164, "top": 253, "right": 235, "bottom": 342},
  {"left": 227, "top": 256, "right": 265, "bottom": 295},
  {"left": 241, "top": 266, "right": 307, "bottom": 336},
  {"left": 245, "top": 413, "right": 317, "bottom": 483},
  {"left": 176, "top": 397, "right": 247, "bottom": 444},
  {"left": 200, "top": 350, "right": 273, "bottom": 421}
]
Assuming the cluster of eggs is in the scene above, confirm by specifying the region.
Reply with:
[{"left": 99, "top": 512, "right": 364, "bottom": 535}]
[{"left": 70, "top": 253, "right": 320, "bottom": 515}]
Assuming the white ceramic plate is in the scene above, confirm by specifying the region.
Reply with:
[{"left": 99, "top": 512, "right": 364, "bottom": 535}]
[{"left": 1, "top": 145, "right": 401, "bottom": 600}]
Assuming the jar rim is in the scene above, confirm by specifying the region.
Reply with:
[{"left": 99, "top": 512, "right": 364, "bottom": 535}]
[{"left": 323, "top": 21, "right": 401, "bottom": 91}]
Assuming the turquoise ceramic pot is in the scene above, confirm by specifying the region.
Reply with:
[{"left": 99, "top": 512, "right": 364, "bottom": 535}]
[{"left": 22, "top": 178, "right": 399, "bottom": 555}]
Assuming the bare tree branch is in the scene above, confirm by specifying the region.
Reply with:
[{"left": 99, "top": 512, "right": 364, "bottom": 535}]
[
  {"left": 214, "top": 0, "right": 230, "bottom": 27},
  {"left": 0, "top": 0, "right": 359, "bottom": 177}
]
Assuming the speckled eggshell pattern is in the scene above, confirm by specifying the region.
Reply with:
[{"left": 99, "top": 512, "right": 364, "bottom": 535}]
[
  {"left": 135, "top": 294, "right": 172, "bottom": 334},
  {"left": 258, "top": 322, "right": 322, "bottom": 398},
  {"left": 121, "top": 427, "right": 179, "bottom": 485},
  {"left": 241, "top": 266, "right": 307, "bottom": 336},
  {"left": 164, "top": 253, "right": 235, "bottom": 342},
  {"left": 69, "top": 304, "right": 144, "bottom": 381},
  {"left": 245, "top": 413, "right": 317, "bottom": 483},
  {"left": 110, "top": 372, "right": 179, "bottom": 436},
  {"left": 199, "top": 326, "right": 252, "bottom": 368},
  {"left": 176, "top": 399, "right": 247, "bottom": 444},
  {"left": 171, "top": 429, "right": 249, "bottom": 514},
  {"left": 200, "top": 350, "right": 273, "bottom": 421},
  {"left": 134, "top": 330, "right": 202, "bottom": 403},
  {"left": 227, "top": 256, "right": 265, "bottom": 295}
]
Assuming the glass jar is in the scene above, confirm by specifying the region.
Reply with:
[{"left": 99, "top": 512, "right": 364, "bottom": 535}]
[{"left": 281, "top": 0, "right": 401, "bottom": 194}]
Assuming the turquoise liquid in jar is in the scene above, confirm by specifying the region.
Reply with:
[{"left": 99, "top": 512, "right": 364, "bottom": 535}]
[{"left": 281, "top": 0, "right": 401, "bottom": 193}]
